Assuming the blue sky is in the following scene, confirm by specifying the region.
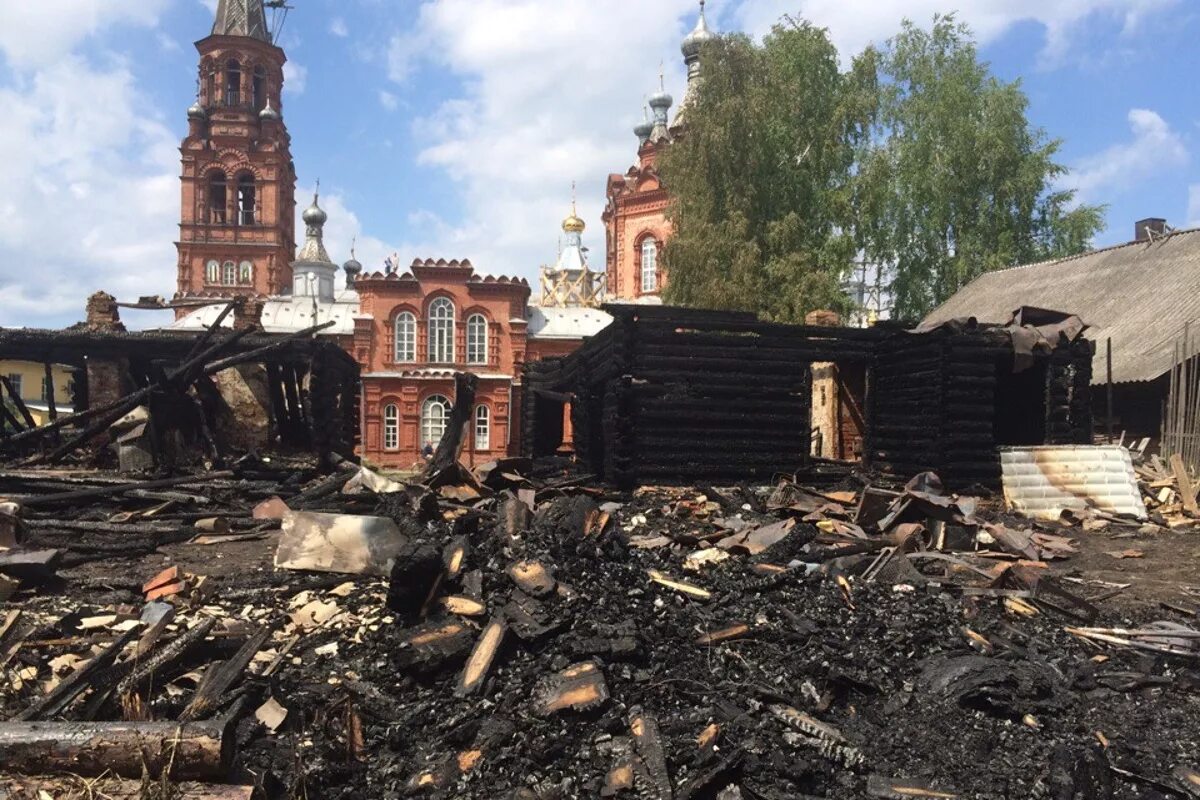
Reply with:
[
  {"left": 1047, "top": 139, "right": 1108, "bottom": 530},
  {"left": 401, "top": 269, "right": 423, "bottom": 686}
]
[{"left": 0, "top": 0, "right": 1197, "bottom": 328}]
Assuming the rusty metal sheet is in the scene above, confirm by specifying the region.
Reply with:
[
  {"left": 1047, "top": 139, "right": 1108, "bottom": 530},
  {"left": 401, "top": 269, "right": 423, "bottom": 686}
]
[{"left": 1000, "top": 446, "right": 1146, "bottom": 521}]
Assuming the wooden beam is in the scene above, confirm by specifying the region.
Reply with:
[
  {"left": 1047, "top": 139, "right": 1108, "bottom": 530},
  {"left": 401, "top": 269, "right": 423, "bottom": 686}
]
[
  {"left": 1171, "top": 453, "right": 1198, "bottom": 515},
  {"left": 41, "top": 362, "right": 57, "bottom": 423},
  {"left": 0, "top": 376, "right": 35, "bottom": 431},
  {"left": 0, "top": 718, "right": 231, "bottom": 780}
]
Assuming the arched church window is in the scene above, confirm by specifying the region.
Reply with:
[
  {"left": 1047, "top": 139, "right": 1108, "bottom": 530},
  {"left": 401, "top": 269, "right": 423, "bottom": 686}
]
[
  {"left": 640, "top": 238, "right": 659, "bottom": 292},
  {"left": 421, "top": 395, "right": 451, "bottom": 449},
  {"left": 474, "top": 405, "right": 491, "bottom": 451},
  {"left": 205, "top": 67, "right": 217, "bottom": 107},
  {"left": 206, "top": 260, "right": 220, "bottom": 284},
  {"left": 225, "top": 59, "right": 241, "bottom": 106},
  {"left": 239, "top": 261, "right": 253, "bottom": 284},
  {"left": 208, "top": 172, "right": 227, "bottom": 224},
  {"left": 383, "top": 404, "right": 400, "bottom": 451},
  {"left": 237, "top": 173, "right": 256, "bottom": 225},
  {"left": 253, "top": 66, "right": 267, "bottom": 110},
  {"left": 222, "top": 261, "right": 237, "bottom": 286},
  {"left": 466, "top": 314, "right": 488, "bottom": 365},
  {"left": 394, "top": 312, "right": 416, "bottom": 363},
  {"left": 428, "top": 297, "right": 455, "bottom": 364}
]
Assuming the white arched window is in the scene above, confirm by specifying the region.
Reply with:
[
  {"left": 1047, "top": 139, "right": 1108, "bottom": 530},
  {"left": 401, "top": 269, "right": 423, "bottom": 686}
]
[
  {"left": 641, "top": 238, "right": 658, "bottom": 292},
  {"left": 238, "top": 261, "right": 253, "bottom": 284},
  {"left": 383, "top": 403, "right": 399, "bottom": 451},
  {"left": 428, "top": 297, "right": 455, "bottom": 363},
  {"left": 222, "top": 261, "right": 237, "bottom": 286},
  {"left": 394, "top": 312, "right": 416, "bottom": 363},
  {"left": 421, "top": 395, "right": 451, "bottom": 449},
  {"left": 474, "top": 405, "right": 491, "bottom": 451},
  {"left": 467, "top": 314, "right": 488, "bottom": 365},
  {"left": 205, "top": 260, "right": 220, "bottom": 284}
]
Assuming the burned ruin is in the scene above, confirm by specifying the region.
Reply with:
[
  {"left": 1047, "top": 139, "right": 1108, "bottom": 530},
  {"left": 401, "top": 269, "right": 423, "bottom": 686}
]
[
  {"left": 0, "top": 309, "right": 359, "bottom": 471},
  {"left": 523, "top": 305, "right": 1094, "bottom": 490},
  {"left": 0, "top": 304, "right": 1196, "bottom": 800}
]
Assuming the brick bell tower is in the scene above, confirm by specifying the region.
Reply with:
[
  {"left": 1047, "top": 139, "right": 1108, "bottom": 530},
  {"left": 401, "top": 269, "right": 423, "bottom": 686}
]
[{"left": 175, "top": 0, "right": 297, "bottom": 309}]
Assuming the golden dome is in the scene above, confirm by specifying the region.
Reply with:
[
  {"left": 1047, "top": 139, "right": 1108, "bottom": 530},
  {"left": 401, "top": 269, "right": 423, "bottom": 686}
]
[{"left": 562, "top": 207, "right": 586, "bottom": 234}]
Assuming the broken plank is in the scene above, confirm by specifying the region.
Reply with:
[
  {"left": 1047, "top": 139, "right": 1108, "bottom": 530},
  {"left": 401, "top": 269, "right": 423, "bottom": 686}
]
[
  {"left": 178, "top": 627, "right": 271, "bottom": 722},
  {"left": 0, "top": 548, "right": 61, "bottom": 581},
  {"left": 629, "top": 707, "right": 673, "bottom": 800},
  {"left": 1171, "top": 453, "right": 1199, "bottom": 515},
  {"left": 647, "top": 569, "right": 711, "bottom": 601},
  {"left": 696, "top": 624, "right": 750, "bottom": 646},
  {"left": 535, "top": 661, "right": 610, "bottom": 716},
  {"left": 456, "top": 617, "right": 506, "bottom": 696},
  {"left": 17, "top": 623, "right": 143, "bottom": 721}
]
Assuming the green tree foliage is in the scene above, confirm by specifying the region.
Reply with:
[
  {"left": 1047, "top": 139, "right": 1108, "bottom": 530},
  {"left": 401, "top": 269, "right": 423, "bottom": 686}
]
[
  {"left": 659, "top": 20, "right": 874, "bottom": 322},
  {"left": 861, "top": 15, "right": 1104, "bottom": 319},
  {"left": 660, "top": 13, "right": 1104, "bottom": 323}
]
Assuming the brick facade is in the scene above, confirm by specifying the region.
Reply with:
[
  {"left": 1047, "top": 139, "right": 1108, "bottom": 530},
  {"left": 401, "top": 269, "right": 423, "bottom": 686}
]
[{"left": 353, "top": 261, "right": 532, "bottom": 470}]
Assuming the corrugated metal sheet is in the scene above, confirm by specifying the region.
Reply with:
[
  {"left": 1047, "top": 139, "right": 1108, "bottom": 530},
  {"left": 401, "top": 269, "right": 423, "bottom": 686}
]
[
  {"left": 922, "top": 227, "right": 1200, "bottom": 384},
  {"left": 1000, "top": 445, "right": 1147, "bottom": 520}
]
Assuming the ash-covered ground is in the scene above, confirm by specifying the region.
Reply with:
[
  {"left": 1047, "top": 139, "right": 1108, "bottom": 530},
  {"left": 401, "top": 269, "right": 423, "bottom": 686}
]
[{"left": 2, "top": 472, "right": 1199, "bottom": 800}]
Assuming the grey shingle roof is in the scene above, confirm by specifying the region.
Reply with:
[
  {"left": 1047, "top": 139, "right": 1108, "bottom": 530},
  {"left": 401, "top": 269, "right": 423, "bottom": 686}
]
[{"left": 922, "top": 227, "right": 1200, "bottom": 384}]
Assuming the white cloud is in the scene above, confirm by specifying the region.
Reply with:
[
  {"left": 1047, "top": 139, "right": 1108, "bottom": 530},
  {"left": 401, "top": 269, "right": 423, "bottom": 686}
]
[
  {"left": 0, "top": 57, "right": 178, "bottom": 327},
  {"left": 1068, "top": 108, "right": 1188, "bottom": 200},
  {"left": 733, "top": 0, "right": 1179, "bottom": 65},
  {"left": 379, "top": 90, "right": 399, "bottom": 112},
  {"left": 330, "top": 17, "right": 349, "bottom": 38},
  {"left": 387, "top": 33, "right": 423, "bottom": 84},
  {"left": 1188, "top": 184, "right": 1200, "bottom": 228},
  {"left": 389, "top": 0, "right": 700, "bottom": 280},
  {"left": 283, "top": 62, "right": 307, "bottom": 95},
  {"left": 0, "top": 0, "right": 169, "bottom": 69}
]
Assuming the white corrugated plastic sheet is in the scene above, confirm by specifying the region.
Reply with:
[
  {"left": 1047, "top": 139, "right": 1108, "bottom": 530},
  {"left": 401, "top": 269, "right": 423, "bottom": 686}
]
[{"left": 1000, "top": 446, "right": 1147, "bottom": 521}]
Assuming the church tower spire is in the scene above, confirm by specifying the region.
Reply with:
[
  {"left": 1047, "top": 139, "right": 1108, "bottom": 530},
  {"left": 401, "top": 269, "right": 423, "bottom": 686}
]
[
  {"left": 212, "top": 0, "right": 272, "bottom": 43},
  {"left": 173, "top": 0, "right": 297, "bottom": 311}
]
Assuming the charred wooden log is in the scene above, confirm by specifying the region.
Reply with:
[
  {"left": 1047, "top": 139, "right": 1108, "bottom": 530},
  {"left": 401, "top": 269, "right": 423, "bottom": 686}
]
[{"left": 0, "top": 718, "right": 232, "bottom": 780}]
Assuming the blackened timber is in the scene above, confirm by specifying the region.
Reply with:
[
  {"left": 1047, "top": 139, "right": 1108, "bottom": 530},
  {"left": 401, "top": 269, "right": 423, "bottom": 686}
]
[
  {"left": 425, "top": 372, "right": 479, "bottom": 477},
  {"left": 41, "top": 362, "right": 57, "bottom": 424},
  {"left": 0, "top": 376, "right": 35, "bottom": 432}
]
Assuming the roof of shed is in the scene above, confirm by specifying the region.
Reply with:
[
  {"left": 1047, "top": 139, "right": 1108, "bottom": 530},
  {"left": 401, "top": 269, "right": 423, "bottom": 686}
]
[{"left": 922, "top": 227, "right": 1200, "bottom": 384}]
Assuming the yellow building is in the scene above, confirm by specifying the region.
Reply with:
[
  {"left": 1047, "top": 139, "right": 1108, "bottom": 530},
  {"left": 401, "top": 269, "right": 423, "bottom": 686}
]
[{"left": 0, "top": 361, "right": 77, "bottom": 427}]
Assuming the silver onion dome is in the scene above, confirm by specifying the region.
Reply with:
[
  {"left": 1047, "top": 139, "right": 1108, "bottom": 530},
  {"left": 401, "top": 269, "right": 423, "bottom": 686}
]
[
  {"left": 259, "top": 97, "right": 281, "bottom": 121},
  {"left": 648, "top": 89, "right": 673, "bottom": 112},
  {"left": 682, "top": 0, "right": 716, "bottom": 61},
  {"left": 187, "top": 100, "right": 206, "bottom": 120},
  {"left": 633, "top": 114, "right": 654, "bottom": 143},
  {"left": 302, "top": 194, "right": 327, "bottom": 226}
]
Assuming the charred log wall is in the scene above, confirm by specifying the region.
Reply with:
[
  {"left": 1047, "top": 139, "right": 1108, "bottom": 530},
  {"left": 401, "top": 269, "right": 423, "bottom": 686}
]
[
  {"left": 525, "top": 307, "right": 1093, "bottom": 491},
  {"left": 867, "top": 329, "right": 948, "bottom": 480},
  {"left": 1046, "top": 336, "right": 1095, "bottom": 445}
]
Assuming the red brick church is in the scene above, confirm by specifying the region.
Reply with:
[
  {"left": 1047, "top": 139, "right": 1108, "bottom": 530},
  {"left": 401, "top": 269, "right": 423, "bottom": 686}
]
[{"left": 167, "top": 0, "right": 712, "bottom": 469}]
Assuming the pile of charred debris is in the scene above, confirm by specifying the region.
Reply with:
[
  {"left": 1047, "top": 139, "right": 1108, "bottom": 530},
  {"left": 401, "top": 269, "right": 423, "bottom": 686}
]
[{"left": 1, "top": 433, "right": 1199, "bottom": 799}]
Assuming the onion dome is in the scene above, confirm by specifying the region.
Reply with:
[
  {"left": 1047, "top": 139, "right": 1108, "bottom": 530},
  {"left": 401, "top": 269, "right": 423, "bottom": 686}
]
[
  {"left": 302, "top": 191, "right": 327, "bottom": 227},
  {"left": 259, "top": 97, "right": 281, "bottom": 121},
  {"left": 681, "top": 0, "right": 717, "bottom": 62},
  {"left": 563, "top": 209, "right": 586, "bottom": 234},
  {"left": 648, "top": 88, "right": 673, "bottom": 114},
  {"left": 634, "top": 108, "right": 654, "bottom": 143},
  {"left": 187, "top": 100, "right": 206, "bottom": 120}
]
